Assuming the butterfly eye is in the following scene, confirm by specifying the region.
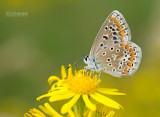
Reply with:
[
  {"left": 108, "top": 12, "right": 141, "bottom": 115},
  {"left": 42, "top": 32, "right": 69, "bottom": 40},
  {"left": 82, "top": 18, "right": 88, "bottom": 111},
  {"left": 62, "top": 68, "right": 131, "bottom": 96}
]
[
  {"left": 85, "top": 56, "right": 88, "bottom": 61},
  {"left": 112, "top": 13, "right": 117, "bottom": 18}
]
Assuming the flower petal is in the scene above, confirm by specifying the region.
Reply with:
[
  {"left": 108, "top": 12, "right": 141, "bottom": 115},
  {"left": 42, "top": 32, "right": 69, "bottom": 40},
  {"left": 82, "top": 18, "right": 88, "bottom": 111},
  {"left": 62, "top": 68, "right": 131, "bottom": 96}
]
[
  {"left": 61, "top": 65, "right": 67, "bottom": 79},
  {"left": 38, "top": 105, "right": 52, "bottom": 116},
  {"left": 61, "top": 94, "right": 80, "bottom": 114},
  {"left": 24, "top": 113, "right": 32, "bottom": 117},
  {"left": 37, "top": 87, "right": 68, "bottom": 101},
  {"left": 68, "top": 64, "right": 72, "bottom": 77},
  {"left": 49, "top": 92, "right": 75, "bottom": 102},
  {"left": 90, "top": 92, "right": 122, "bottom": 110},
  {"left": 44, "top": 103, "right": 63, "bottom": 117},
  {"left": 105, "top": 110, "right": 115, "bottom": 117},
  {"left": 68, "top": 109, "right": 76, "bottom": 117},
  {"left": 96, "top": 88, "right": 126, "bottom": 95},
  {"left": 29, "top": 108, "right": 46, "bottom": 117},
  {"left": 82, "top": 94, "right": 96, "bottom": 111},
  {"left": 48, "top": 76, "right": 60, "bottom": 85},
  {"left": 88, "top": 110, "right": 94, "bottom": 117}
]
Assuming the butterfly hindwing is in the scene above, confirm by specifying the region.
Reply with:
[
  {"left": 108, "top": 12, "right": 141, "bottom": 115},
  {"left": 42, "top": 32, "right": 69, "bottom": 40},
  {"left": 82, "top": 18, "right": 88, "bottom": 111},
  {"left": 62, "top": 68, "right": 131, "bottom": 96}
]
[
  {"left": 89, "top": 10, "right": 131, "bottom": 58},
  {"left": 95, "top": 42, "right": 142, "bottom": 77}
]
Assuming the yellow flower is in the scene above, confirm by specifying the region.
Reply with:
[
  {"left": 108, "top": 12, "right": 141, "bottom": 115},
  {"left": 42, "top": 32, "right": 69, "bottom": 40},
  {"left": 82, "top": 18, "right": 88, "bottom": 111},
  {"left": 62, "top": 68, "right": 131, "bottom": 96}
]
[
  {"left": 84, "top": 103, "right": 115, "bottom": 117},
  {"left": 37, "top": 65, "right": 126, "bottom": 115},
  {"left": 24, "top": 103, "right": 63, "bottom": 117}
]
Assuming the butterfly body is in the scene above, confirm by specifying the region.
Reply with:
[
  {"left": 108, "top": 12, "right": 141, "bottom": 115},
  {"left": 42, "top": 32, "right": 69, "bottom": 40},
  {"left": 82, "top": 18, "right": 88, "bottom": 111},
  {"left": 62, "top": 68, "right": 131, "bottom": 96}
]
[{"left": 83, "top": 10, "right": 142, "bottom": 78}]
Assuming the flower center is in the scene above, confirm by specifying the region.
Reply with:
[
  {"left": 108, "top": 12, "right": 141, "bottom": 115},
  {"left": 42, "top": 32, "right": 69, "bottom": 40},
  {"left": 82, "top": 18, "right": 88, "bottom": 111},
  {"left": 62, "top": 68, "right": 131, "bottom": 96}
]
[{"left": 65, "top": 70, "right": 99, "bottom": 94}]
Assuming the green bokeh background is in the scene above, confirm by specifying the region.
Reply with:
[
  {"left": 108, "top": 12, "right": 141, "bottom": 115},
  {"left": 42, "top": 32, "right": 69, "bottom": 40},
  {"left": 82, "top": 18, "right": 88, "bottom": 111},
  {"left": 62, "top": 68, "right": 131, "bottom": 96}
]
[{"left": 0, "top": 0, "right": 160, "bottom": 117}]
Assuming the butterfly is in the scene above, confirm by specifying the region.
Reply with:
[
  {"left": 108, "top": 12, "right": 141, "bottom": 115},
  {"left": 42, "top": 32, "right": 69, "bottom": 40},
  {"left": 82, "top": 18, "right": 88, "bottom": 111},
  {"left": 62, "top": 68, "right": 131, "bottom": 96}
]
[{"left": 83, "top": 10, "right": 142, "bottom": 78}]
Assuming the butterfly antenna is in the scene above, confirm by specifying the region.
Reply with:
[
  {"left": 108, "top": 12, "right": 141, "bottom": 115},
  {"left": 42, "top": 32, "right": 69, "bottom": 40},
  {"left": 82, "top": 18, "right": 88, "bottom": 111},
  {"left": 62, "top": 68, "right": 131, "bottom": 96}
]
[{"left": 67, "top": 57, "right": 83, "bottom": 69}]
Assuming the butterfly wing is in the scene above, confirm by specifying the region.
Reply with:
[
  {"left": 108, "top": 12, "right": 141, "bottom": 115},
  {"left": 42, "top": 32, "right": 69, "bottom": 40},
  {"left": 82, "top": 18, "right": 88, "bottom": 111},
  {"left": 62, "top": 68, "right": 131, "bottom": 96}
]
[
  {"left": 89, "top": 10, "right": 131, "bottom": 58},
  {"left": 95, "top": 42, "right": 142, "bottom": 77}
]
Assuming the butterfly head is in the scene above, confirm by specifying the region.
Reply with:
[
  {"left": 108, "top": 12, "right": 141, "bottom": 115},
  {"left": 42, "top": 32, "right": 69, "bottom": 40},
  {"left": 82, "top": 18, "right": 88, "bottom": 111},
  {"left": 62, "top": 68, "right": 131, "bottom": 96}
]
[{"left": 83, "top": 56, "right": 89, "bottom": 65}]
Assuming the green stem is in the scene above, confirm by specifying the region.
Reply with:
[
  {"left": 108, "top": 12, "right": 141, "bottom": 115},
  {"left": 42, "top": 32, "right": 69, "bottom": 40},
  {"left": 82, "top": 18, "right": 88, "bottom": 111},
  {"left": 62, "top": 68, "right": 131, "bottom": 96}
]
[
  {"left": 73, "top": 104, "right": 79, "bottom": 117},
  {"left": 73, "top": 96, "right": 85, "bottom": 117}
]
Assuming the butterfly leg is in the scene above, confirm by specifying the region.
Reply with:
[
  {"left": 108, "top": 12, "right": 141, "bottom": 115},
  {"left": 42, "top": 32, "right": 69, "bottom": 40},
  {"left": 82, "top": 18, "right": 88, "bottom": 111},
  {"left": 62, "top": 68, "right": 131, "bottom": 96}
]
[
  {"left": 91, "top": 70, "right": 95, "bottom": 79},
  {"left": 98, "top": 71, "right": 102, "bottom": 80},
  {"left": 84, "top": 66, "right": 89, "bottom": 75}
]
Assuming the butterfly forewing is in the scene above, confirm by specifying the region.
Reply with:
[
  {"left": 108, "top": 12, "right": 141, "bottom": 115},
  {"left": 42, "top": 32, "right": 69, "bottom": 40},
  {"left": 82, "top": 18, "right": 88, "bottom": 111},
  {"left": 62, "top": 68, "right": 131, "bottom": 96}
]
[
  {"left": 95, "top": 42, "right": 142, "bottom": 77},
  {"left": 89, "top": 10, "right": 131, "bottom": 58}
]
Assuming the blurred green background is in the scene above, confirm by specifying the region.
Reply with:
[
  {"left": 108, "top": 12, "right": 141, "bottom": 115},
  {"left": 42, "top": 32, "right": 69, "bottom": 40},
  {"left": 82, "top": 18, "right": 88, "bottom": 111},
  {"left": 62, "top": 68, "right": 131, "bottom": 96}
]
[{"left": 0, "top": 0, "right": 160, "bottom": 117}]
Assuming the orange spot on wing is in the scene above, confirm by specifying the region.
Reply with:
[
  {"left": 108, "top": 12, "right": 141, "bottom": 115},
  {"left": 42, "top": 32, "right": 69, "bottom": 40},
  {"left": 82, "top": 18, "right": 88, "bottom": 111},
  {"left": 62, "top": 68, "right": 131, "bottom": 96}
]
[
  {"left": 125, "top": 44, "right": 129, "bottom": 49},
  {"left": 117, "top": 22, "right": 121, "bottom": 27},
  {"left": 121, "top": 43, "right": 125, "bottom": 46},
  {"left": 122, "top": 67, "right": 128, "bottom": 74},
  {"left": 114, "top": 19, "right": 118, "bottom": 23},
  {"left": 130, "top": 53, "right": 135, "bottom": 57},
  {"left": 118, "top": 27, "right": 123, "bottom": 31},
  {"left": 120, "top": 31, "right": 125, "bottom": 36},
  {"left": 130, "top": 48, "right": 134, "bottom": 52},
  {"left": 121, "top": 37, "right": 125, "bottom": 42},
  {"left": 129, "top": 57, "right": 134, "bottom": 62},
  {"left": 110, "top": 17, "right": 114, "bottom": 21},
  {"left": 127, "top": 63, "right": 132, "bottom": 68}
]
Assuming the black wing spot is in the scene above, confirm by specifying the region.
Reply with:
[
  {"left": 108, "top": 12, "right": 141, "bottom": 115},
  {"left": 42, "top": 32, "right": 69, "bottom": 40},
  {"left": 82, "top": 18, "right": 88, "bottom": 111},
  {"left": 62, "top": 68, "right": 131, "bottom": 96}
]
[
  {"left": 112, "top": 68, "right": 116, "bottom": 72},
  {"left": 107, "top": 58, "right": 111, "bottom": 62},
  {"left": 105, "top": 26, "right": 108, "bottom": 30},
  {"left": 114, "top": 41, "right": 119, "bottom": 44},
  {"left": 108, "top": 63, "right": 112, "bottom": 66},
  {"left": 124, "top": 51, "right": 127, "bottom": 54},
  {"left": 102, "top": 52, "right": 106, "bottom": 56},
  {"left": 104, "top": 46, "right": 107, "bottom": 49},
  {"left": 118, "top": 66, "right": 122, "bottom": 70},
  {"left": 110, "top": 47, "right": 114, "bottom": 51},
  {"left": 109, "top": 26, "right": 112, "bottom": 29},
  {"left": 113, "top": 32, "right": 117, "bottom": 35},
  {"left": 100, "top": 43, "right": 104, "bottom": 47},
  {"left": 116, "top": 49, "right": 120, "bottom": 53},
  {"left": 112, "top": 28, "right": 115, "bottom": 31},
  {"left": 103, "top": 35, "right": 108, "bottom": 40},
  {"left": 113, "top": 36, "right": 117, "bottom": 40}
]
